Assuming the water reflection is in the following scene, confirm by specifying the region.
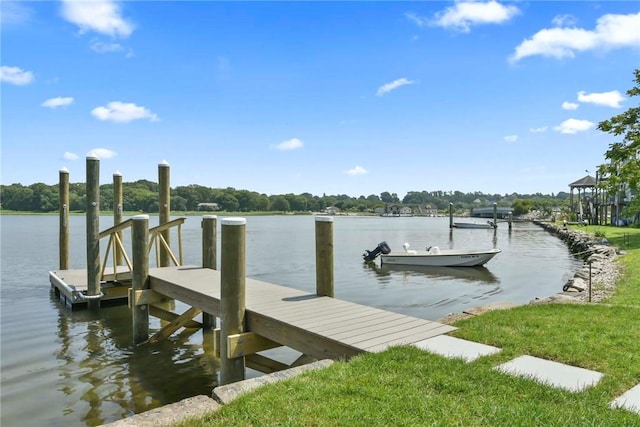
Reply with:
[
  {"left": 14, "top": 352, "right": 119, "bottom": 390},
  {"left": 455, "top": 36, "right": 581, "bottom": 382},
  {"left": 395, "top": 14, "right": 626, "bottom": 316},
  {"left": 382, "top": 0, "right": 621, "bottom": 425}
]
[
  {"left": 364, "top": 262, "right": 499, "bottom": 284},
  {"left": 52, "top": 295, "right": 220, "bottom": 426}
]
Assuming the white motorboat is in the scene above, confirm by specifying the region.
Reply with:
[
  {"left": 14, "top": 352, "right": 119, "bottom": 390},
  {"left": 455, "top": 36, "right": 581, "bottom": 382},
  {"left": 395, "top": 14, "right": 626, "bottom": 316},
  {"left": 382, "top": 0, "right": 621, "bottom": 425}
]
[
  {"left": 363, "top": 241, "right": 501, "bottom": 267},
  {"left": 453, "top": 220, "right": 497, "bottom": 229}
]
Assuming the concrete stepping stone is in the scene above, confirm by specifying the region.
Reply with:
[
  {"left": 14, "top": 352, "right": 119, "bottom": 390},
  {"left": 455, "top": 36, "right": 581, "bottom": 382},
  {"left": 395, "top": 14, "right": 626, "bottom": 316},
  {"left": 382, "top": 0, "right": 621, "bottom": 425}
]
[
  {"left": 495, "top": 355, "right": 603, "bottom": 392},
  {"left": 413, "top": 335, "right": 501, "bottom": 362},
  {"left": 611, "top": 383, "right": 640, "bottom": 414}
]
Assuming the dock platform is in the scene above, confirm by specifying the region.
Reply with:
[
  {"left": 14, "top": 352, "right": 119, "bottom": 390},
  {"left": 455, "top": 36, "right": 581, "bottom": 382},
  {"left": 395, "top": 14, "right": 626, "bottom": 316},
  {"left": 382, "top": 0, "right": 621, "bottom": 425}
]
[{"left": 50, "top": 265, "right": 456, "bottom": 360}]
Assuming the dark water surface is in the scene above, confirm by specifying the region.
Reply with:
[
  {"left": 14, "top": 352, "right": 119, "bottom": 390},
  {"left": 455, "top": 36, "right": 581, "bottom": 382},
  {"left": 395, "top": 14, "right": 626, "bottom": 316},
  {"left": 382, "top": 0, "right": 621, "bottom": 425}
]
[{"left": 0, "top": 215, "right": 582, "bottom": 426}]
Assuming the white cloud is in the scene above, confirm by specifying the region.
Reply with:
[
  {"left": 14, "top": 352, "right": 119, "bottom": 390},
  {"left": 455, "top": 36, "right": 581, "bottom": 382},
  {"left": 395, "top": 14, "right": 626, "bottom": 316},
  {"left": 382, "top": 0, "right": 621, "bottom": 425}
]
[
  {"left": 529, "top": 126, "right": 548, "bottom": 133},
  {"left": 1, "top": 2, "right": 33, "bottom": 25},
  {"left": 432, "top": 0, "right": 520, "bottom": 33},
  {"left": 91, "top": 101, "right": 159, "bottom": 123},
  {"left": 562, "top": 101, "right": 579, "bottom": 110},
  {"left": 405, "top": 12, "right": 428, "bottom": 27},
  {"left": 42, "top": 97, "right": 74, "bottom": 108},
  {"left": 346, "top": 165, "right": 368, "bottom": 176},
  {"left": 503, "top": 135, "right": 518, "bottom": 143},
  {"left": 87, "top": 148, "right": 118, "bottom": 159},
  {"left": 272, "top": 138, "right": 304, "bottom": 151},
  {"left": 552, "top": 14, "right": 577, "bottom": 28},
  {"left": 577, "top": 90, "right": 625, "bottom": 108},
  {"left": 376, "top": 78, "right": 415, "bottom": 96},
  {"left": 64, "top": 152, "right": 79, "bottom": 161},
  {"left": 511, "top": 12, "right": 640, "bottom": 62},
  {"left": 60, "top": 0, "right": 134, "bottom": 38},
  {"left": 0, "top": 65, "right": 34, "bottom": 85},
  {"left": 90, "top": 41, "right": 123, "bottom": 53},
  {"left": 553, "top": 118, "right": 594, "bottom": 134}
]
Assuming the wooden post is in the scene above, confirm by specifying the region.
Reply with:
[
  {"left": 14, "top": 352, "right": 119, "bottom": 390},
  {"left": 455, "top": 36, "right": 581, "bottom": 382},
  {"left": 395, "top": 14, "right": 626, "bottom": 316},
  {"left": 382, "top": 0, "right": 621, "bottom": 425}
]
[
  {"left": 132, "top": 215, "right": 150, "bottom": 344},
  {"left": 449, "top": 203, "right": 454, "bottom": 229},
  {"left": 202, "top": 215, "right": 217, "bottom": 329},
  {"left": 508, "top": 211, "right": 513, "bottom": 231},
  {"left": 315, "top": 216, "right": 334, "bottom": 297},
  {"left": 220, "top": 217, "right": 246, "bottom": 385},
  {"left": 113, "top": 171, "right": 124, "bottom": 266},
  {"left": 86, "top": 156, "right": 101, "bottom": 310},
  {"left": 158, "top": 161, "right": 171, "bottom": 267},
  {"left": 493, "top": 203, "right": 498, "bottom": 229},
  {"left": 59, "top": 168, "right": 70, "bottom": 270}
]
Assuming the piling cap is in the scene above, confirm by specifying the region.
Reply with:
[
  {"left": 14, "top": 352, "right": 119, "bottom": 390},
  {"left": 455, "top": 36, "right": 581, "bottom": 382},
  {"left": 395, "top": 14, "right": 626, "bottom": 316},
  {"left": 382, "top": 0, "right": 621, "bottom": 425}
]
[
  {"left": 315, "top": 215, "right": 333, "bottom": 222},
  {"left": 86, "top": 154, "right": 99, "bottom": 160},
  {"left": 158, "top": 160, "right": 170, "bottom": 167},
  {"left": 113, "top": 170, "right": 122, "bottom": 176},
  {"left": 202, "top": 215, "right": 218, "bottom": 219},
  {"left": 221, "top": 217, "right": 246, "bottom": 225},
  {"left": 133, "top": 214, "right": 150, "bottom": 220},
  {"left": 59, "top": 167, "right": 69, "bottom": 173}
]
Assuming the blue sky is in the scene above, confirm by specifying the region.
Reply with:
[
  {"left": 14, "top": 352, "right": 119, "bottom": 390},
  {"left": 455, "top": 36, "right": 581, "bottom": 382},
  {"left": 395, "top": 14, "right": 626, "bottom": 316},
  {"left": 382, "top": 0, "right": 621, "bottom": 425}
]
[{"left": 2, "top": 1, "right": 639, "bottom": 198}]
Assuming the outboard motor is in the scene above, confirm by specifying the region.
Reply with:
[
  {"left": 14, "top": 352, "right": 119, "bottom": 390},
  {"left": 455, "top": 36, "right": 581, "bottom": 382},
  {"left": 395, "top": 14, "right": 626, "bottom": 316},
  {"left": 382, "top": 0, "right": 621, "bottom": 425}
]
[{"left": 363, "top": 241, "right": 391, "bottom": 262}]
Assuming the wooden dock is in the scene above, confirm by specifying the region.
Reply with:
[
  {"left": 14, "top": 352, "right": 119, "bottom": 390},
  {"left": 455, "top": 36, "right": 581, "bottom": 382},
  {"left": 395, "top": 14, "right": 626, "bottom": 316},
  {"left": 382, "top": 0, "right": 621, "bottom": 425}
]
[
  {"left": 50, "top": 265, "right": 455, "bottom": 360},
  {"left": 149, "top": 266, "right": 456, "bottom": 360}
]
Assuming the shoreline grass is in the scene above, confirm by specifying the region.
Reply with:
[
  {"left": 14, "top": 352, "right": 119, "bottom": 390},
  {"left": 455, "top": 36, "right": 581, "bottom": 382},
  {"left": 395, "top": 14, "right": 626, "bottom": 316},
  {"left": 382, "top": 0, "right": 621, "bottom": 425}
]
[{"left": 174, "top": 224, "right": 640, "bottom": 426}]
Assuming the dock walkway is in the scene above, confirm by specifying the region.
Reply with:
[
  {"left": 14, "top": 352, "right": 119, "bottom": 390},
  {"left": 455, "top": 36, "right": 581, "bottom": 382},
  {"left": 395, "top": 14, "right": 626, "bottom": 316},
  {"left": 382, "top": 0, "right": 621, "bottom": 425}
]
[{"left": 149, "top": 266, "right": 456, "bottom": 360}]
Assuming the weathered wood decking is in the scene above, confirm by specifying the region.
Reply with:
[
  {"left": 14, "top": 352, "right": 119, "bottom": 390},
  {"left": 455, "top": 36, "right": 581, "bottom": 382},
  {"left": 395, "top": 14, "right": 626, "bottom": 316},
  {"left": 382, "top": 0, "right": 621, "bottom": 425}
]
[
  {"left": 49, "top": 265, "right": 456, "bottom": 359},
  {"left": 149, "top": 266, "right": 456, "bottom": 360}
]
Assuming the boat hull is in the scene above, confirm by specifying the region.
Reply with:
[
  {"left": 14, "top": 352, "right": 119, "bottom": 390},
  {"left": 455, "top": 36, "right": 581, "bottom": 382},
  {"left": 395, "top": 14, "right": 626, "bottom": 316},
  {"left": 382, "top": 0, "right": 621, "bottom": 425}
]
[
  {"left": 453, "top": 222, "right": 496, "bottom": 229},
  {"left": 380, "top": 249, "right": 501, "bottom": 267}
]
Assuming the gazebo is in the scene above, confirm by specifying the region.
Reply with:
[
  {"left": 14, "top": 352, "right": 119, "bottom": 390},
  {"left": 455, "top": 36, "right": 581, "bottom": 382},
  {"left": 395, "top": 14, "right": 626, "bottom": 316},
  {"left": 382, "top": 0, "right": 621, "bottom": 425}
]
[{"left": 569, "top": 175, "right": 597, "bottom": 224}]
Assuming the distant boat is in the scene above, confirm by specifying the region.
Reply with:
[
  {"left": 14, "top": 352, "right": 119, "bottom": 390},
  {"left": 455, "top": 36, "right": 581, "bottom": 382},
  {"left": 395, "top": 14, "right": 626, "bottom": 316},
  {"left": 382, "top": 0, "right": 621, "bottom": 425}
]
[
  {"left": 363, "top": 241, "right": 501, "bottom": 267},
  {"left": 453, "top": 220, "right": 497, "bottom": 229}
]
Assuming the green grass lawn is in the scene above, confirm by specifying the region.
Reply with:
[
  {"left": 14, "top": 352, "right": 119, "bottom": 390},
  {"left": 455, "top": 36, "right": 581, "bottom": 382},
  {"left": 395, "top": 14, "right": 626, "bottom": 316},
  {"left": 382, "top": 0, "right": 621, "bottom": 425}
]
[{"left": 175, "top": 225, "right": 640, "bottom": 426}]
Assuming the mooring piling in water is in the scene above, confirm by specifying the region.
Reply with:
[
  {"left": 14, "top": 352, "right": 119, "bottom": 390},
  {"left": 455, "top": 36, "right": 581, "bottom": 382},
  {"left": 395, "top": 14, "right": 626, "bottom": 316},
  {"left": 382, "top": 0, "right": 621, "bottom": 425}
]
[
  {"left": 113, "top": 171, "right": 124, "bottom": 266},
  {"left": 219, "top": 217, "right": 247, "bottom": 385},
  {"left": 202, "top": 215, "right": 218, "bottom": 329},
  {"left": 132, "top": 214, "right": 150, "bottom": 344},
  {"left": 86, "top": 155, "right": 101, "bottom": 310},
  {"left": 59, "top": 168, "right": 69, "bottom": 270},
  {"left": 158, "top": 161, "right": 171, "bottom": 267},
  {"left": 449, "top": 202, "right": 454, "bottom": 229},
  {"left": 315, "top": 216, "right": 334, "bottom": 298}
]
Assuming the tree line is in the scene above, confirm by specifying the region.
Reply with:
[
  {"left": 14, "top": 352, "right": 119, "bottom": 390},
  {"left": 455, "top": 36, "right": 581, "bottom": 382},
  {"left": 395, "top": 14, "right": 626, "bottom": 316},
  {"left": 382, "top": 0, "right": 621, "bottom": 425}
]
[{"left": 0, "top": 179, "right": 570, "bottom": 215}]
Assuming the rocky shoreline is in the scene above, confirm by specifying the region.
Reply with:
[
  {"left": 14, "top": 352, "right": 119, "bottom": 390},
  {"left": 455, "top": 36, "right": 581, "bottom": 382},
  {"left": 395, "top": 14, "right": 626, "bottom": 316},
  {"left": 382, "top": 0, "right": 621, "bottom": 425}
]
[
  {"left": 438, "top": 221, "right": 625, "bottom": 324},
  {"left": 532, "top": 221, "right": 623, "bottom": 303}
]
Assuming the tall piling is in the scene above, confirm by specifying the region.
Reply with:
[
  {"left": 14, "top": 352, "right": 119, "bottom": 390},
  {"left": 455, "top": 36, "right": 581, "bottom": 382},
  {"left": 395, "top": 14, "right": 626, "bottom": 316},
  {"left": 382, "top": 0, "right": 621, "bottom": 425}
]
[
  {"left": 493, "top": 203, "right": 498, "bottom": 229},
  {"left": 113, "top": 171, "right": 124, "bottom": 266},
  {"left": 158, "top": 161, "right": 171, "bottom": 267},
  {"left": 132, "top": 215, "right": 150, "bottom": 344},
  {"left": 220, "top": 217, "right": 246, "bottom": 385},
  {"left": 59, "top": 168, "right": 70, "bottom": 270},
  {"left": 315, "top": 216, "right": 334, "bottom": 298},
  {"left": 86, "top": 156, "right": 101, "bottom": 310},
  {"left": 202, "top": 215, "right": 218, "bottom": 329},
  {"left": 449, "top": 203, "right": 454, "bottom": 228}
]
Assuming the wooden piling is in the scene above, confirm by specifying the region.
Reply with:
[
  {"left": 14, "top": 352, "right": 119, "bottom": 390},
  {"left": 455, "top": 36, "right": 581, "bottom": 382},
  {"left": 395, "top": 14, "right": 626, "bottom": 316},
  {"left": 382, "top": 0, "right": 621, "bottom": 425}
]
[
  {"left": 113, "top": 171, "right": 124, "bottom": 266},
  {"left": 202, "top": 215, "right": 217, "bottom": 329},
  {"left": 132, "top": 215, "right": 150, "bottom": 344},
  {"left": 493, "top": 203, "right": 498, "bottom": 229},
  {"left": 508, "top": 211, "right": 513, "bottom": 231},
  {"left": 220, "top": 217, "right": 246, "bottom": 385},
  {"left": 449, "top": 203, "right": 454, "bottom": 228},
  {"left": 158, "top": 161, "right": 171, "bottom": 267},
  {"left": 59, "top": 168, "right": 70, "bottom": 270},
  {"left": 315, "top": 216, "right": 334, "bottom": 298},
  {"left": 86, "top": 156, "right": 101, "bottom": 310}
]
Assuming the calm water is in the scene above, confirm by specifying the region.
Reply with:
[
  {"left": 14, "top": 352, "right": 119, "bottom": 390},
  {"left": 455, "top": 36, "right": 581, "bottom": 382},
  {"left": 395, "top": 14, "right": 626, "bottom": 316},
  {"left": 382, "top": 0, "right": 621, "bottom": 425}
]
[{"left": 0, "top": 214, "right": 582, "bottom": 426}]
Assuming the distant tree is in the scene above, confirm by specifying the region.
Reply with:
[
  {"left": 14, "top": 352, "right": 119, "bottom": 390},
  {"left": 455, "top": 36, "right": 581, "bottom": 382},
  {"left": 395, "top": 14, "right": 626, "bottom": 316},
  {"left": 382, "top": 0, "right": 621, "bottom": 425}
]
[
  {"left": 597, "top": 69, "right": 640, "bottom": 219},
  {"left": 271, "top": 195, "right": 290, "bottom": 212}
]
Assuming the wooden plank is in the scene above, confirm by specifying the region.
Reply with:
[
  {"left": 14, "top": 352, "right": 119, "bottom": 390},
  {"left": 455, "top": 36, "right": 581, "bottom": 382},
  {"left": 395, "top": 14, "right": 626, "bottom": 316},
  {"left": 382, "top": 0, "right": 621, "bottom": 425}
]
[
  {"left": 300, "top": 310, "right": 408, "bottom": 335},
  {"left": 146, "top": 306, "right": 202, "bottom": 344},
  {"left": 129, "top": 289, "right": 172, "bottom": 306},
  {"left": 227, "top": 332, "right": 282, "bottom": 358},
  {"left": 149, "top": 305, "right": 202, "bottom": 328},
  {"left": 246, "top": 312, "right": 363, "bottom": 360},
  {"left": 332, "top": 317, "right": 434, "bottom": 342},
  {"left": 356, "top": 323, "right": 457, "bottom": 352}
]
